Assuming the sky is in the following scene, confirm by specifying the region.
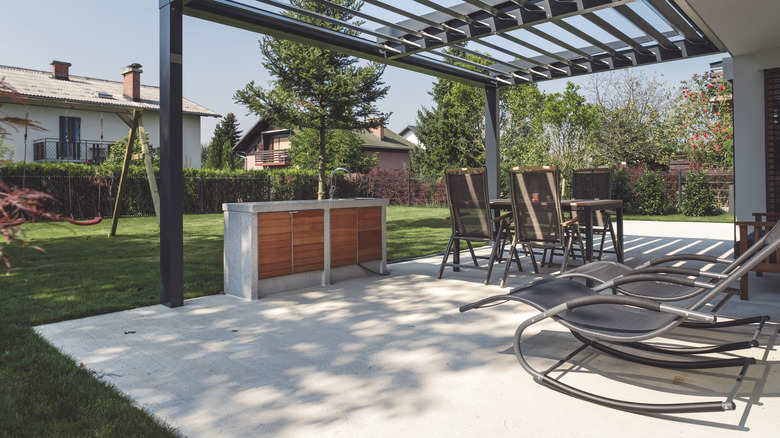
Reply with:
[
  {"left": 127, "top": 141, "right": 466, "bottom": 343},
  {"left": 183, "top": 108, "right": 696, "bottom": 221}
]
[{"left": 2, "top": 0, "right": 725, "bottom": 144}]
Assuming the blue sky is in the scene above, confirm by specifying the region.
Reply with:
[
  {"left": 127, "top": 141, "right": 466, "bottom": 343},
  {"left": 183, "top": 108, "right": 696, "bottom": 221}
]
[{"left": 2, "top": 0, "right": 724, "bottom": 142}]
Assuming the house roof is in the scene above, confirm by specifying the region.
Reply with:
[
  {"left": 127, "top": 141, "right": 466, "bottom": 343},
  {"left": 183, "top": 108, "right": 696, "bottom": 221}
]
[
  {"left": 358, "top": 128, "right": 414, "bottom": 151},
  {"left": 0, "top": 64, "right": 219, "bottom": 117},
  {"left": 235, "top": 120, "right": 414, "bottom": 154},
  {"left": 399, "top": 125, "right": 416, "bottom": 137}
]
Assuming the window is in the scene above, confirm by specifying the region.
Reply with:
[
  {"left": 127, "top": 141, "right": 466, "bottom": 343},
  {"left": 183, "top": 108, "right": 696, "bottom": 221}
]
[{"left": 58, "top": 116, "right": 81, "bottom": 160}]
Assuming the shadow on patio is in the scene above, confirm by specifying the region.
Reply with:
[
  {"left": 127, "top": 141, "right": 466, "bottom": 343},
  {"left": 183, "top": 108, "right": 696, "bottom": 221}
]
[{"left": 36, "top": 221, "right": 779, "bottom": 437}]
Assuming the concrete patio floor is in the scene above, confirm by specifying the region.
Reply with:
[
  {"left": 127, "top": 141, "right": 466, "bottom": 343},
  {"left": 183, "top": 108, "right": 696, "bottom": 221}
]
[{"left": 36, "top": 221, "right": 780, "bottom": 437}]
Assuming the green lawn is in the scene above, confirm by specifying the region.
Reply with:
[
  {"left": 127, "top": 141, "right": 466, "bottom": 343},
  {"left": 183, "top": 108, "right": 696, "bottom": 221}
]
[{"left": 0, "top": 206, "right": 733, "bottom": 435}]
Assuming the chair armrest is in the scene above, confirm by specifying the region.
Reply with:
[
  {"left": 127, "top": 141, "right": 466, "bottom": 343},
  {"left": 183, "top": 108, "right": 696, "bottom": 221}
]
[
  {"left": 562, "top": 215, "right": 584, "bottom": 227},
  {"left": 751, "top": 212, "right": 780, "bottom": 223},
  {"left": 491, "top": 212, "right": 512, "bottom": 223}
]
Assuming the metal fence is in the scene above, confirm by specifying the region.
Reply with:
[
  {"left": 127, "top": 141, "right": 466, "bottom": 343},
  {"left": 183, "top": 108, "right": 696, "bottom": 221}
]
[{"left": 0, "top": 168, "right": 732, "bottom": 219}]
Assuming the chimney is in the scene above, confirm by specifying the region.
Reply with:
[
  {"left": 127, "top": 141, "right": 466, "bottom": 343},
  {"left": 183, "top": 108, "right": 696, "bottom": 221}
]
[
  {"left": 369, "top": 120, "right": 384, "bottom": 140},
  {"left": 121, "top": 63, "right": 143, "bottom": 101},
  {"left": 50, "top": 60, "right": 71, "bottom": 80}
]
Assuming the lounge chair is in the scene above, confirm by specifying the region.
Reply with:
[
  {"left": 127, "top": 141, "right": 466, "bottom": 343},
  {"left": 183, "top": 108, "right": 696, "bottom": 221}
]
[
  {"left": 459, "top": 221, "right": 780, "bottom": 413},
  {"left": 438, "top": 168, "right": 512, "bottom": 285}
]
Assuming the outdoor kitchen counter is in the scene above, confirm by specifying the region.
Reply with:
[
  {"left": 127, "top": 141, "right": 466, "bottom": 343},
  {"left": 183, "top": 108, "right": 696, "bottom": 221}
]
[{"left": 223, "top": 198, "right": 388, "bottom": 299}]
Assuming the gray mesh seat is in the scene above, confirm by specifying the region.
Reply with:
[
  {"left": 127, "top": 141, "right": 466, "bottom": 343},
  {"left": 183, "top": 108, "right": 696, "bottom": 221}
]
[
  {"left": 438, "top": 168, "right": 511, "bottom": 285},
  {"left": 500, "top": 167, "right": 584, "bottom": 287},
  {"left": 459, "top": 221, "right": 780, "bottom": 414},
  {"left": 572, "top": 167, "right": 621, "bottom": 261}
]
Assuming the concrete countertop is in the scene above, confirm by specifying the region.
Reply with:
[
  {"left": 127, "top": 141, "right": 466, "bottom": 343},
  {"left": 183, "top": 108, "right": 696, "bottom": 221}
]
[{"left": 222, "top": 198, "right": 389, "bottom": 213}]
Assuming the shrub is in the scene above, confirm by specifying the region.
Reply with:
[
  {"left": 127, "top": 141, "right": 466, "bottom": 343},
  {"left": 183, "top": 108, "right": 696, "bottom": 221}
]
[
  {"left": 681, "top": 171, "right": 717, "bottom": 216},
  {"left": 611, "top": 166, "right": 635, "bottom": 211},
  {"left": 632, "top": 170, "right": 670, "bottom": 215}
]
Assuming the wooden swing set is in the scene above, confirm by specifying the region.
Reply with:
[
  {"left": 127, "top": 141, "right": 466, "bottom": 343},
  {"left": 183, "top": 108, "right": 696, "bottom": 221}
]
[{"left": 18, "top": 107, "right": 159, "bottom": 234}]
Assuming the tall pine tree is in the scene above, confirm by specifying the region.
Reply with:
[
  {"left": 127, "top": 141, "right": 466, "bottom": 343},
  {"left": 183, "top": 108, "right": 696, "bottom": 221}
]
[
  {"left": 204, "top": 113, "right": 242, "bottom": 170},
  {"left": 234, "top": 0, "right": 389, "bottom": 199}
]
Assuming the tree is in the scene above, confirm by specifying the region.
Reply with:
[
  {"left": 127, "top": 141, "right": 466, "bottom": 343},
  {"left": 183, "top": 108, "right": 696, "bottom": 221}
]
[
  {"left": 669, "top": 72, "right": 733, "bottom": 169},
  {"left": 1, "top": 78, "right": 59, "bottom": 272},
  {"left": 0, "top": 136, "right": 14, "bottom": 161},
  {"left": 411, "top": 77, "right": 484, "bottom": 178},
  {"left": 539, "top": 82, "right": 601, "bottom": 185},
  {"left": 234, "top": 0, "right": 389, "bottom": 199},
  {"left": 203, "top": 113, "right": 242, "bottom": 170},
  {"left": 288, "top": 128, "right": 377, "bottom": 174},
  {"left": 500, "top": 83, "right": 546, "bottom": 168},
  {"left": 586, "top": 70, "right": 675, "bottom": 168},
  {"left": 103, "top": 131, "right": 157, "bottom": 166},
  {"left": 411, "top": 47, "right": 489, "bottom": 178}
]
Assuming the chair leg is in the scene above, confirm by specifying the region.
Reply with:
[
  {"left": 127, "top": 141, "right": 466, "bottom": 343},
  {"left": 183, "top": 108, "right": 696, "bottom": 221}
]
[
  {"left": 561, "top": 237, "right": 574, "bottom": 272},
  {"left": 526, "top": 244, "right": 540, "bottom": 274},
  {"left": 438, "top": 236, "right": 455, "bottom": 279},
  {"left": 500, "top": 241, "right": 517, "bottom": 288},
  {"left": 740, "top": 273, "right": 749, "bottom": 300},
  {"left": 465, "top": 241, "right": 479, "bottom": 266},
  {"left": 597, "top": 228, "right": 607, "bottom": 261},
  {"left": 485, "top": 227, "right": 506, "bottom": 285}
]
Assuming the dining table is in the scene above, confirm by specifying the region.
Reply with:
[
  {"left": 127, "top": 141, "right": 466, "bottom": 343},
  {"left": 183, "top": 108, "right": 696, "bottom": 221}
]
[{"left": 490, "top": 198, "right": 624, "bottom": 265}]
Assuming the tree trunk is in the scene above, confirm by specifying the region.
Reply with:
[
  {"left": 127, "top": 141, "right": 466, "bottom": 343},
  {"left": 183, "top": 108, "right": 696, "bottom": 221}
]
[{"left": 317, "top": 126, "right": 326, "bottom": 200}]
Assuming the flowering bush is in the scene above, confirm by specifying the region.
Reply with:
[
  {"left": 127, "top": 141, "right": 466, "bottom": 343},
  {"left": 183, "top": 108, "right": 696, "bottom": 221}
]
[{"left": 671, "top": 72, "right": 733, "bottom": 169}]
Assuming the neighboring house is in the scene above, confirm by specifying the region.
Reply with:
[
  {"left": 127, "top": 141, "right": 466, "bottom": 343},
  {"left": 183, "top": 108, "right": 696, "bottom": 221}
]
[
  {"left": 234, "top": 120, "right": 413, "bottom": 172},
  {"left": 0, "top": 60, "right": 219, "bottom": 168},
  {"left": 398, "top": 125, "right": 419, "bottom": 147}
]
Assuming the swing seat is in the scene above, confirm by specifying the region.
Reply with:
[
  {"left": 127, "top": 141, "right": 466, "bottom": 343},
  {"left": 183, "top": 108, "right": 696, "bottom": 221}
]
[{"left": 63, "top": 216, "right": 103, "bottom": 226}]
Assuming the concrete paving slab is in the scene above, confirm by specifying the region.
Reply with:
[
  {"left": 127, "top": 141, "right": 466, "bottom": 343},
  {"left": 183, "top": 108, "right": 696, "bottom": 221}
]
[{"left": 36, "top": 221, "right": 780, "bottom": 437}]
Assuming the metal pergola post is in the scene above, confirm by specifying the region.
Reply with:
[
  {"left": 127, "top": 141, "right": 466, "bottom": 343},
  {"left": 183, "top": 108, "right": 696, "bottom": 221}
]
[
  {"left": 484, "top": 85, "right": 500, "bottom": 199},
  {"left": 160, "top": 0, "right": 185, "bottom": 308}
]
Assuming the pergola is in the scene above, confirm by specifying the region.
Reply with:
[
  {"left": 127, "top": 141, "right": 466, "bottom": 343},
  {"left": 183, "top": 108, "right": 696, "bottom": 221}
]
[{"left": 158, "top": 0, "right": 725, "bottom": 307}]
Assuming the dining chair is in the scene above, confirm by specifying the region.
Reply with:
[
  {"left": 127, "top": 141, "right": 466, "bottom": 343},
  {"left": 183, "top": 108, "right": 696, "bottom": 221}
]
[
  {"left": 500, "top": 167, "right": 584, "bottom": 286},
  {"left": 572, "top": 167, "right": 621, "bottom": 261},
  {"left": 438, "top": 168, "right": 512, "bottom": 285}
]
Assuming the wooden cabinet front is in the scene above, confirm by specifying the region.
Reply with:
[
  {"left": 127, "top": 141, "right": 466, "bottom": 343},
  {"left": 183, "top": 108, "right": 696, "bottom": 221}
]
[
  {"left": 330, "top": 207, "right": 382, "bottom": 268},
  {"left": 358, "top": 207, "right": 382, "bottom": 262},
  {"left": 258, "top": 212, "right": 293, "bottom": 279},
  {"left": 330, "top": 208, "right": 358, "bottom": 268},
  {"left": 258, "top": 210, "right": 324, "bottom": 279},
  {"left": 292, "top": 210, "right": 324, "bottom": 273}
]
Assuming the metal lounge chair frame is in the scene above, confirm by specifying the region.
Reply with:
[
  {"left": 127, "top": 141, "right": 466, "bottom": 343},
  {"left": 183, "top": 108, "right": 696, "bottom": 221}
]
[
  {"left": 459, "top": 221, "right": 780, "bottom": 413},
  {"left": 500, "top": 167, "right": 584, "bottom": 286},
  {"left": 438, "top": 168, "right": 512, "bottom": 285}
]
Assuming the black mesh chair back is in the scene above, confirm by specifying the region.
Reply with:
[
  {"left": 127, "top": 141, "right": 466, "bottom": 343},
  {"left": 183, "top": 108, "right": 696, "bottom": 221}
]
[
  {"left": 509, "top": 167, "right": 563, "bottom": 244},
  {"left": 572, "top": 168, "right": 612, "bottom": 200},
  {"left": 445, "top": 168, "right": 493, "bottom": 241}
]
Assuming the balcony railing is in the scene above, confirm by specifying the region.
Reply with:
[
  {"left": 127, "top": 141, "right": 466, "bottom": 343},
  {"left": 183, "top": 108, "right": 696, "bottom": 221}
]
[
  {"left": 253, "top": 149, "right": 290, "bottom": 166},
  {"left": 33, "top": 138, "right": 113, "bottom": 164}
]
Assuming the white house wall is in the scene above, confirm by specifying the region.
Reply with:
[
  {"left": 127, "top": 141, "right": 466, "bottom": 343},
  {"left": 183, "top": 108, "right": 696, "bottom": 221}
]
[
  {"left": 732, "top": 47, "right": 780, "bottom": 221},
  {"left": 2, "top": 102, "right": 202, "bottom": 169}
]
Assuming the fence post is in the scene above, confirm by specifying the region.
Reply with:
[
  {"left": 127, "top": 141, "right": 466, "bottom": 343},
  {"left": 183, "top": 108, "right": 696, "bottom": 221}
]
[
  {"left": 199, "top": 175, "right": 205, "bottom": 213},
  {"left": 407, "top": 174, "right": 412, "bottom": 207},
  {"left": 678, "top": 169, "right": 683, "bottom": 209}
]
